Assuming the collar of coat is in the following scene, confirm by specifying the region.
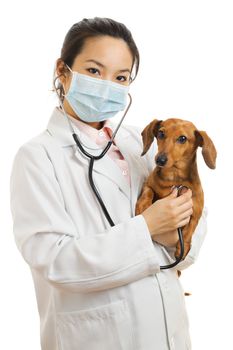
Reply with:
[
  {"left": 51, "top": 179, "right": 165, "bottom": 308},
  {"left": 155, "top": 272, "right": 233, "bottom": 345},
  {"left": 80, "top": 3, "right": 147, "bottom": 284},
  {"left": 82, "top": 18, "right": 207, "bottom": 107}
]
[{"left": 46, "top": 106, "right": 130, "bottom": 148}]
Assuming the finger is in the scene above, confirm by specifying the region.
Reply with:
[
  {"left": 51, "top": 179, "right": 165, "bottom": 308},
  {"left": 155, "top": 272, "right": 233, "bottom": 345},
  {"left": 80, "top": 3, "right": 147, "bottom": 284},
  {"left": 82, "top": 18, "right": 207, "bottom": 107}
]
[
  {"left": 175, "top": 200, "right": 193, "bottom": 215},
  {"left": 172, "top": 189, "right": 192, "bottom": 206},
  {"left": 176, "top": 216, "right": 191, "bottom": 228},
  {"left": 178, "top": 208, "right": 193, "bottom": 221}
]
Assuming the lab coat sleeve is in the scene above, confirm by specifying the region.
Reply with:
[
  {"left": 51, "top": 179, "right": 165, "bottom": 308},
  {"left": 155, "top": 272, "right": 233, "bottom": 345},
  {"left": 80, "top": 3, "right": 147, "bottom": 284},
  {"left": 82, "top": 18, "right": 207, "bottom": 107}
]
[{"left": 10, "top": 142, "right": 160, "bottom": 293}]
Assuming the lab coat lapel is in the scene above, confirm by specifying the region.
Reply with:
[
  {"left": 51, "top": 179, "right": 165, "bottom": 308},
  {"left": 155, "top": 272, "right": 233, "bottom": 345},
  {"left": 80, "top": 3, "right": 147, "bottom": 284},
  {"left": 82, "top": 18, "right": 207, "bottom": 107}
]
[
  {"left": 73, "top": 125, "right": 143, "bottom": 214},
  {"left": 46, "top": 108, "right": 131, "bottom": 200},
  {"left": 113, "top": 129, "right": 142, "bottom": 213},
  {"left": 73, "top": 134, "right": 131, "bottom": 201}
]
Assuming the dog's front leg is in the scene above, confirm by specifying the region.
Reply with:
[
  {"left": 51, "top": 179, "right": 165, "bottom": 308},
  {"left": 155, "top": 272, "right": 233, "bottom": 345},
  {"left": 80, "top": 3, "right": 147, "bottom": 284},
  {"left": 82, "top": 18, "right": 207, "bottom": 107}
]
[{"left": 135, "top": 183, "right": 155, "bottom": 215}]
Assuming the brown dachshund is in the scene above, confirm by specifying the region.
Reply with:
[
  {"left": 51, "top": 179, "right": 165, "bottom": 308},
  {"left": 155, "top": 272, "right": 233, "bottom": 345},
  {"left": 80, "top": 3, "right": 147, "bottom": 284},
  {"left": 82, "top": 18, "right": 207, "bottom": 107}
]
[{"left": 135, "top": 118, "right": 217, "bottom": 260}]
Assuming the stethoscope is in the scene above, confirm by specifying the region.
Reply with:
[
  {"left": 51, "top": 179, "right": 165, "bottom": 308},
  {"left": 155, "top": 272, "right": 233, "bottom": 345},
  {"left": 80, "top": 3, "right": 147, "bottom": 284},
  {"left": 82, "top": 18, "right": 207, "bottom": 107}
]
[
  {"left": 54, "top": 78, "right": 184, "bottom": 269},
  {"left": 71, "top": 93, "right": 133, "bottom": 227}
]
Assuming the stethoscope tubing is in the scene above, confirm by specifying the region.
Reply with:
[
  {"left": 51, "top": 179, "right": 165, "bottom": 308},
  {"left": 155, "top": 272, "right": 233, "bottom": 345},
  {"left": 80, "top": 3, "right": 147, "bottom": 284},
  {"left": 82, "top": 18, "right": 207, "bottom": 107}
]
[
  {"left": 71, "top": 94, "right": 133, "bottom": 227},
  {"left": 73, "top": 133, "right": 115, "bottom": 226},
  {"left": 160, "top": 227, "right": 184, "bottom": 269}
]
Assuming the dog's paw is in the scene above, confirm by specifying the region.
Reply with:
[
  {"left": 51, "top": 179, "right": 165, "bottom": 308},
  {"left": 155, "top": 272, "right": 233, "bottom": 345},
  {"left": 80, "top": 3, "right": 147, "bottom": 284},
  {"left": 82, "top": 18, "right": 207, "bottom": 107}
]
[
  {"left": 135, "top": 200, "right": 150, "bottom": 215},
  {"left": 135, "top": 202, "right": 143, "bottom": 215}
]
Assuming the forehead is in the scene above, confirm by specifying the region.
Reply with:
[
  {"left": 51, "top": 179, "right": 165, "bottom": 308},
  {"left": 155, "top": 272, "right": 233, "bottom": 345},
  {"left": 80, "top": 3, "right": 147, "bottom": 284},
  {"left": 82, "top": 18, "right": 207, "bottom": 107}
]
[
  {"left": 160, "top": 119, "right": 196, "bottom": 137},
  {"left": 73, "top": 35, "right": 133, "bottom": 69}
]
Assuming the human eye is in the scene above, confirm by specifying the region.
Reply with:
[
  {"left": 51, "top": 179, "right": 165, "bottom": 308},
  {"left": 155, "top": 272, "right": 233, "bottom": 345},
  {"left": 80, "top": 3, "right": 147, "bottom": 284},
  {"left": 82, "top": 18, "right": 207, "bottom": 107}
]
[
  {"left": 86, "top": 67, "right": 100, "bottom": 75},
  {"left": 116, "top": 75, "right": 128, "bottom": 82}
]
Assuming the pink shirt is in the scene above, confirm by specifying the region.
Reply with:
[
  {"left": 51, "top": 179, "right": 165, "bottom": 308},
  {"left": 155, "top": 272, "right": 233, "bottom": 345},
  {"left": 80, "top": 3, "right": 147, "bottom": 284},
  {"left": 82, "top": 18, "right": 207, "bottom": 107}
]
[{"left": 67, "top": 114, "right": 131, "bottom": 186}]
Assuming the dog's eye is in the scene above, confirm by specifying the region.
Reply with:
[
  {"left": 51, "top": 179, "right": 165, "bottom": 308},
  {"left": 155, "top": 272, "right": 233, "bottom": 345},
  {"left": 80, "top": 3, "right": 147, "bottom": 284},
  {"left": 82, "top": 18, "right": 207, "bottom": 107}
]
[
  {"left": 157, "top": 130, "right": 165, "bottom": 139},
  {"left": 177, "top": 135, "right": 187, "bottom": 144}
]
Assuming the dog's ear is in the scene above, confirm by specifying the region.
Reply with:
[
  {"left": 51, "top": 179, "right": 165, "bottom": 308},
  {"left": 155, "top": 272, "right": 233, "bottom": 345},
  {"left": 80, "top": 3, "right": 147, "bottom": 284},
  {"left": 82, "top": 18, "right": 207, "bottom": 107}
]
[
  {"left": 141, "top": 119, "right": 163, "bottom": 156},
  {"left": 194, "top": 130, "right": 217, "bottom": 169}
]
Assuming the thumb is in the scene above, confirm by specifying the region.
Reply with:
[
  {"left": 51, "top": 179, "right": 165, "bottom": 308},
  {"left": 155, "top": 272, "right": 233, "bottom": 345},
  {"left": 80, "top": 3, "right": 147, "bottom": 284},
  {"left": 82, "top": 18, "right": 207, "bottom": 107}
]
[{"left": 168, "top": 186, "right": 178, "bottom": 198}]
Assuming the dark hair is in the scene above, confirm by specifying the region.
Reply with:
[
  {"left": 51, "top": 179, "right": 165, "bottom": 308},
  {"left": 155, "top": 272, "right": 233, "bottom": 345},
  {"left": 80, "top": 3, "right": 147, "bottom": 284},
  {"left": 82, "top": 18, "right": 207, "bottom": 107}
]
[{"left": 54, "top": 17, "right": 140, "bottom": 101}]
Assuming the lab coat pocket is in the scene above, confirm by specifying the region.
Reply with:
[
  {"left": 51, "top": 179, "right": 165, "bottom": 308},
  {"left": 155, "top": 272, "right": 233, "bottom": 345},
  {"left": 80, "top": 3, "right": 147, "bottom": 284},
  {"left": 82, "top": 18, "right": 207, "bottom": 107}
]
[{"left": 56, "top": 299, "right": 134, "bottom": 350}]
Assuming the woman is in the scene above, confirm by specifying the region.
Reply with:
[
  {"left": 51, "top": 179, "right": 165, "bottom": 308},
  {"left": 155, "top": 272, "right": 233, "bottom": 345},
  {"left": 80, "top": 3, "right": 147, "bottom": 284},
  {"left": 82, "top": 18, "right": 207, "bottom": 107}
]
[{"left": 10, "top": 17, "right": 207, "bottom": 350}]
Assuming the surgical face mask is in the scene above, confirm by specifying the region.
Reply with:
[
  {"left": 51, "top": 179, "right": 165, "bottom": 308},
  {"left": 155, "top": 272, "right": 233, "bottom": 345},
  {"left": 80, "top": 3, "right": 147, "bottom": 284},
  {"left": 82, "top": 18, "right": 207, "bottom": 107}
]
[{"left": 63, "top": 65, "right": 130, "bottom": 122}]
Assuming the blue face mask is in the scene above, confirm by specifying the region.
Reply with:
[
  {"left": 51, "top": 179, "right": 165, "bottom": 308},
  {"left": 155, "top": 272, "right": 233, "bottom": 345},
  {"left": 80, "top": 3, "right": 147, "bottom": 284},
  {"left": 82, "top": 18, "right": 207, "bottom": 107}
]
[{"left": 63, "top": 65, "right": 130, "bottom": 122}]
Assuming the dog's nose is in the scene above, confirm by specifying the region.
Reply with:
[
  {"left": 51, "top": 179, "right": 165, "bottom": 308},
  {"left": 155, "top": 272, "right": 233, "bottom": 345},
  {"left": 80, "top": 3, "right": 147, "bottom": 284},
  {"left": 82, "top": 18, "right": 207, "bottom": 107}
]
[{"left": 156, "top": 154, "right": 168, "bottom": 166}]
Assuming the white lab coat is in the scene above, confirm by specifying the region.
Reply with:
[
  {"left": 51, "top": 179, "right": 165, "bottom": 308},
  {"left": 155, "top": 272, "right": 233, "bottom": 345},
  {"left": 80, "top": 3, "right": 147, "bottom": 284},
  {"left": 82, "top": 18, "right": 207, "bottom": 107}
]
[{"left": 10, "top": 107, "right": 207, "bottom": 350}]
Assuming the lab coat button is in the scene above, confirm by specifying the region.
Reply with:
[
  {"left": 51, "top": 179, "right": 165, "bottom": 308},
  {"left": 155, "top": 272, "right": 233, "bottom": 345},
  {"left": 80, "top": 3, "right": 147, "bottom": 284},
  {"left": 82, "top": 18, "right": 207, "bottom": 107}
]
[
  {"left": 170, "top": 336, "right": 175, "bottom": 349},
  {"left": 98, "top": 131, "right": 105, "bottom": 137},
  {"left": 122, "top": 170, "right": 128, "bottom": 176}
]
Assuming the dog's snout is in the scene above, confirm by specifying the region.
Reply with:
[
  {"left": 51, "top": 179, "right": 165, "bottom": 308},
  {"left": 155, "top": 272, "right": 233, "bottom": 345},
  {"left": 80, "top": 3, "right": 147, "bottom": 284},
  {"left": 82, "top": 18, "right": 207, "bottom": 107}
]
[{"left": 156, "top": 154, "right": 168, "bottom": 166}]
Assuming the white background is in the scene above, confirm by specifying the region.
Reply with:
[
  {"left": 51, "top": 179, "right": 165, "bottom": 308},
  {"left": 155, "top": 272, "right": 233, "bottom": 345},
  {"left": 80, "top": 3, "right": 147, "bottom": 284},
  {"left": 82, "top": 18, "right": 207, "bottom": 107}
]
[{"left": 1, "top": 0, "right": 232, "bottom": 349}]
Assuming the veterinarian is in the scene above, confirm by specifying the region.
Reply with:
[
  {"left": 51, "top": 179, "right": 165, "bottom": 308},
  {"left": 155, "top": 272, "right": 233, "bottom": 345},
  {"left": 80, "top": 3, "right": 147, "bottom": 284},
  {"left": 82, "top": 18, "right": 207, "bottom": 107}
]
[{"left": 10, "top": 17, "right": 207, "bottom": 350}]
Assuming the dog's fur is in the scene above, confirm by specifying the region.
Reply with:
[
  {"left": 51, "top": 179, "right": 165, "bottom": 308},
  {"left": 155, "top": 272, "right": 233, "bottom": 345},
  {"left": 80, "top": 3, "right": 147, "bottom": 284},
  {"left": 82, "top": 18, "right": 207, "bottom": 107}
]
[{"left": 135, "top": 118, "right": 217, "bottom": 259}]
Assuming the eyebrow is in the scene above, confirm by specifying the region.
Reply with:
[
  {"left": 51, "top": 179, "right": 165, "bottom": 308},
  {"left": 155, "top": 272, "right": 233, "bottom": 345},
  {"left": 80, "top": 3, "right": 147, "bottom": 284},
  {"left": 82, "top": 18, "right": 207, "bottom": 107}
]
[{"left": 85, "top": 59, "right": 131, "bottom": 73}]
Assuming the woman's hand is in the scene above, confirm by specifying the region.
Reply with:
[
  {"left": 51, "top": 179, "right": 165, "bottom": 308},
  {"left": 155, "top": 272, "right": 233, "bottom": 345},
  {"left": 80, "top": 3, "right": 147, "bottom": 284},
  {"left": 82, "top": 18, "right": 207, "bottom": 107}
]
[
  {"left": 153, "top": 230, "right": 179, "bottom": 247},
  {"left": 141, "top": 187, "right": 193, "bottom": 246}
]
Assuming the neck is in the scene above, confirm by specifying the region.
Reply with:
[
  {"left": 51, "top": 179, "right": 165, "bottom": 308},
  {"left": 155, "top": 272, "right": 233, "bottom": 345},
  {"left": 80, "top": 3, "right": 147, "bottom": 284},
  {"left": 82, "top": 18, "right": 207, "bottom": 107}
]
[{"left": 62, "top": 100, "right": 104, "bottom": 130}]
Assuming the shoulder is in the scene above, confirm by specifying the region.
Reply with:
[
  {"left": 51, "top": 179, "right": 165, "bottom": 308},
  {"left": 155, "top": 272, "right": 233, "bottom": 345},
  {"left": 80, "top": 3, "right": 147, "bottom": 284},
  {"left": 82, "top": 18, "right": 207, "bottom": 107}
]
[
  {"left": 120, "top": 123, "right": 157, "bottom": 173},
  {"left": 11, "top": 130, "right": 54, "bottom": 170},
  {"left": 121, "top": 123, "right": 143, "bottom": 137},
  {"left": 117, "top": 123, "right": 144, "bottom": 148},
  {"left": 123, "top": 122, "right": 156, "bottom": 149}
]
